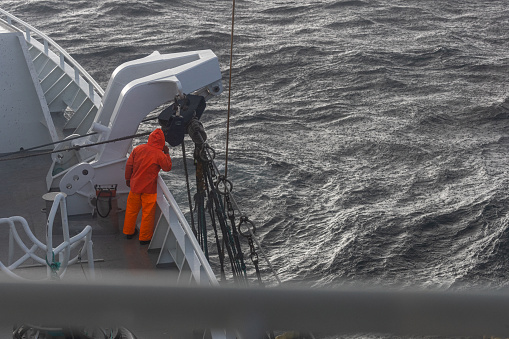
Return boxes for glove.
[126,180,130,187]
[163,145,169,154]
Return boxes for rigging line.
[141,115,160,123]
[247,226,282,285]
[0,132,98,158]
[204,167,241,280]
[230,192,282,285]
[0,130,152,162]
[203,145,279,283]
[224,0,236,181]
[1,112,159,159]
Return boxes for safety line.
[0,132,98,158]
[0,131,152,162]
[1,114,160,160]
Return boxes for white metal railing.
[154,176,218,286]
[0,193,94,280]
[0,7,105,100]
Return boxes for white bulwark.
[0,30,55,153]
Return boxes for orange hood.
[147,128,166,150]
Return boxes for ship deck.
[0,153,168,272]
[0,153,180,338]
[0,155,184,278]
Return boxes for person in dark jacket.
[123,128,172,244]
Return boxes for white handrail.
[0,7,105,98]
[157,176,218,286]
[0,193,95,280]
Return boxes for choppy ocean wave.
[2,0,509,292]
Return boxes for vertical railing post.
[8,226,14,266]
[74,66,79,83]
[59,52,65,69]
[59,194,71,271]
[25,27,30,41]
[86,231,95,280]
[89,82,94,100]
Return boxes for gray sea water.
[3,0,509,291]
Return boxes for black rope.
[225,0,236,181]
[205,185,226,280]
[0,132,98,158]
[203,165,239,277]
[198,142,281,286]
[203,159,247,284]
[141,115,160,123]
[0,111,162,160]
[95,190,112,218]
[196,192,208,258]
[225,193,248,277]
[94,185,117,218]
[0,130,152,162]
[203,161,239,277]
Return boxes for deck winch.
[158,94,206,147]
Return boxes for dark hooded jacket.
[125,128,172,194]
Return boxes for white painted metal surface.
[0,7,105,156]
[47,50,223,217]
[0,193,94,280]
[0,32,55,153]
[151,176,218,285]
[0,8,104,101]
[92,49,222,166]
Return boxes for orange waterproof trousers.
[123,192,158,241]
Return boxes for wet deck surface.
[0,154,166,272]
[0,154,180,338]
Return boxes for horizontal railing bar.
[17,259,105,269]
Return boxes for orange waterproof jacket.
[125,128,172,194]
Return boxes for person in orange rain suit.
[123,128,172,244]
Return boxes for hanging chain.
[191,140,282,286]
[248,236,263,286]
